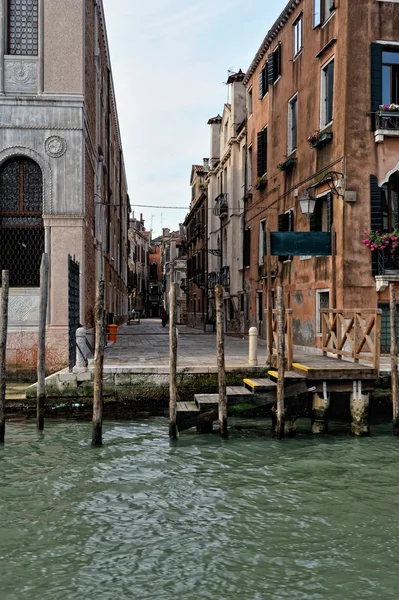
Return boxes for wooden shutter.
[370,43,382,130]
[263,66,268,95]
[370,174,383,276]
[267,53,274,84]
[326,193,333,232]
[288,209,294,231]
[263,128,268,175]
[278,213,285,231]
[259,69,264,99]
[257,132,263,177]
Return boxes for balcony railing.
[378,248,399,275]
[213,193,228,217]
[193,270,206,289]
[208,266,230,290]
[375,110,399,131]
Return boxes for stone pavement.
[104,318,265,369]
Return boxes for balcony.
[213,193,228,217]
[375,248,399,291]
[374,110,399,143]
[208,266,230,290]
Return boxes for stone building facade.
[128,214,149,316]
[0,0,129,377]
[243,0,399,352]
[206,70,247,333]
[162,228,187,325]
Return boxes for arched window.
[8,0,39,56]
[0,157,44,287]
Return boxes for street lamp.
[299,190,316,218]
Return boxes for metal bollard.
[248,327,258,366]
[76,327,87,368]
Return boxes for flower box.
[379,104,399,112]
[255,177,267,190]
[277,157,297,171]
[309,132,333,149]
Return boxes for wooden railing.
[321,309,382,370]
[265,308,293,368]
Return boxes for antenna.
[150,214,154,240]
[225,67,235,103]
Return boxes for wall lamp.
[299,171,345,218]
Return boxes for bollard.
[248,327,258,366]
[76,327,87,368]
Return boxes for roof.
[226,69,245,84]
[190,164,204,185]
[207,114,222,125]
[243,0,301,85]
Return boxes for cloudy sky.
[102,0,288,237]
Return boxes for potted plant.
[379,104,399,112]
[362,230,399,252]
[307,130,333,149]
[255,176,267,190]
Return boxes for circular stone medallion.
[45,136,67,158]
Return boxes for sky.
[102,0,288,238]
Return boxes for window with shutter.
[257,128,267,177]
[278,209,294,262]
[267,45,281,85]
[310,193,333,232]
[258,65,268,99]
[313,0,334,28]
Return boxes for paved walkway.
[104,319,264,369]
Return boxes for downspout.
[107,67,111,316]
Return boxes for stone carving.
[0,289,40,328]
[45,136,67,158]
[4,58,38,93]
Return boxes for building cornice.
[243,0,302,86]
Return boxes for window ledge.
[293,49,303,62]
[321,10,336,29]
[273,76,281,87]
[375,274,399,292]
[375,129,399,143]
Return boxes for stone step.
[267,370,307,381]
[243,378,278,393]
[194,386,253,409]
[176,401,200,413]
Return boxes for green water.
[1,419,399,600]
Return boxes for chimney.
[163,227,170,237]
[203,158,209,171]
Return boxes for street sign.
[270,232,332,256]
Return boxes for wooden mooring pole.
[276,284,285,438]
[169,282,178,439]
[37,253,49,431]
[0,271,9,444]
[215,284,228,438]
[390,282,399,435]
[266,224,273,366]
[92,279,105,446]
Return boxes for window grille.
[0,158,44,287]
[8,0,39,56]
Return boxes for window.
[382,50,399,105]
[321,58,334,128]
[258,220,267,265]
[313,0,335,28]
[244,228,251,267]
[293,14,303,57]
[259,64,268,99]
[8,0,39,56]
[288,94,298,154]
[316,290,330,334]
[248,145,253,188]
[248,88,253,115]
[278,209,294,262]
[0,157,44,287]
[257,127,267,177]
[310,193,333,232]
[268,44,281,85]
[241,144,246,188]
[191,184,196,202]
[224,120,229,145]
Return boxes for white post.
[248,326,258,366]
[75,327,87,369]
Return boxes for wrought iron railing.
[213,193,228,217]
[208,266,230,289]
[377,248,399,274]
[375,111,399,131]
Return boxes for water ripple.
[0,419,399,599]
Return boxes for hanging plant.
[362,230,399,252]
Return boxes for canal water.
[1,419,399,600]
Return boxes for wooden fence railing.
[321,309,382,370]
[265,308,293,368]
